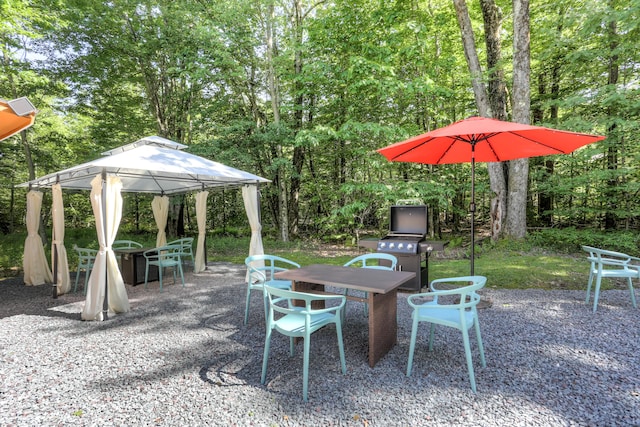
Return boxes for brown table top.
[274,264,415,294]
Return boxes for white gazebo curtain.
[152,195,169,248]
[81,174,130,321]
[23,190,52,286]
[51,183,71,295]
[242,185,265,282]
[194,190,208,273]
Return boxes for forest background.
[2,0,640,272]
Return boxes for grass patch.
[430,252,587,290]
[1,229,629,292]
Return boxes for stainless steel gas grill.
[358,205,447,291]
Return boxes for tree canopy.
[1,0,638,242]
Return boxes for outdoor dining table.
[274,264,415,367]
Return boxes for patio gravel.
[1,261,639,426]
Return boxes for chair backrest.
[113,240,143,250]
[245,254,301,284]
[73,245,98,266]
[407,276,486,315]
[264,284,345,318]
[144,244,182,263]
[426,276,486,309]
[168,237,194,253]
[581,245,638,270]
[343,253,397,271]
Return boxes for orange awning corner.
[0,97,37,141]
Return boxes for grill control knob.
[389,243,395,249]
[379,242,386,248]
[398,243,404,249]
[407,243,414,251]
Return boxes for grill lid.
[389,205,428,236]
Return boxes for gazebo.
[21,136,270,321]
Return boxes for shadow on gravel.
[0,276,85,320]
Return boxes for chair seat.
[148,259,181,268]
[265,279,292,289]
[274,312,334,335]
[598,269,639,279]
[415,305,475,328]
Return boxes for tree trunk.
[288,0,305,237]
[453,0,493,245]
[604,1,619,230]
[266,0,289,241]
[452,0,491,118]
[479,0,508,241]
[506,0,531,239]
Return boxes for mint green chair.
[73,244,98,294]
[244,254,300,325]
[261,285,347,402]
[143,244,185,291]
[406,276,486,392]
[582,245,639,313]
[342,253,397,318]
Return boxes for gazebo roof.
[20,136,270,195]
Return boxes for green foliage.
[3,0,640,253]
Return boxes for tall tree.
[507,0,530,238]
[453,0,530,240]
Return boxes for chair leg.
[474,318,486,368]
[593,273,603,312]
[178,263,185,287]
[627,277,637,308]
[261,329,273,385]
[158,267,164,292]
[244,286,252,325]
[406,316,419,377]
[335,318,347,374]
[144,264,150,289]
[74,269,80,293]
[461,327,477,393]
[586,268,595,303]
[302,332,311,402]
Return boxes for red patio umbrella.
[377,116,606,274]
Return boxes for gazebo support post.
[101,170,109,321]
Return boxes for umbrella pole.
[470,149,475,276]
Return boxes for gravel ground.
[1,262,639,426]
